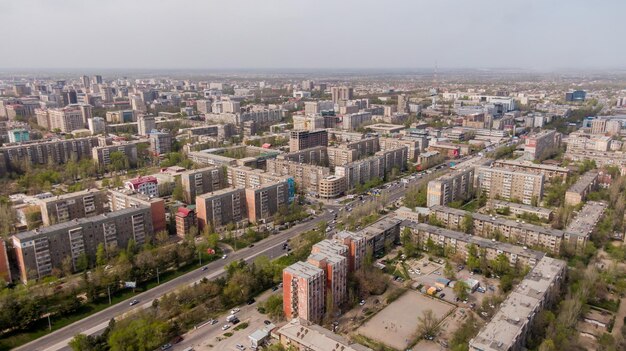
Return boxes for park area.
[357,290,454,350]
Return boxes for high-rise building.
[91,143,139,169]
[12,206,153,282]
[108,188,167,233]
[282,261,325,322]
[81,75,90,90]
[180,166,226,204]
[196,187,247,229]
[36,188,107,226]
[0,137,99,170]
[196,99,212,114]
[565,90,586,102]
[477,166,544,205]
[397,94,408,113]
[138,115,156,136]
[105,110,136,123]
[244,180,290,223]
[331,86,353,103]
[309,240,349,307]
[342,112,372,130]
[149,131,173,156]
[524,130,561,160]
[93,75,103,84]
[427,167,475,207]
[87,117,106,135]
[289,130,328,152]
[265,159,331,196]
[48,105,89,132]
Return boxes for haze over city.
[1,0,625,71]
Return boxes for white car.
[222,254,228,260]
[222,324,231,331]
[231,308,240,314]
[236,344,246,351]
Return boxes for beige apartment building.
[477,166,544,205]
[36,189,107,226]
[427,167,474,207]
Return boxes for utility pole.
[156,267,160,285]
[107,286,112,305]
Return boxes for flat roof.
[284,261,323,279]
[35,188,103,203]
[493,159,569,173]
[278,319,372,351]
[565,201,606,237]
[13,206,149,242]
[567,170,598,194]
[488,199,553,216]
[196,186,244,199]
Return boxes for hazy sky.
[1,0,624,70]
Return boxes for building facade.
[477,166,544,205]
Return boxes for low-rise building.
[175,206,197,238]
[125,175,159,198]
[318,175,346,199]
[469,257,567,351]
[277,318,372,351]
[564,170,599,206]
[430,205,585,254]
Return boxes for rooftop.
[277,318,372,351]
[284,261,324,279]
[567,170,599,194]
[565,201,607,237]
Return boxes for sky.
[0,0,624,71]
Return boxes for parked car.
[222,254,228,259]
[160,344,172,350]
[222,324,230,331]
[231,308,240,314]
[359,300,366,306]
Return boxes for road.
[18,164,451,351]
[16,208,336,351]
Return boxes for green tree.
[96,243,107,267]
[76,253,89,272]
[444,260,456,280]
[416,309,441,339]
[466,244,480,272]
[172,179,184,202]
[108,151,130,173]
[453,281,469,301]
[461,214,473,234]
[264,294,284,321]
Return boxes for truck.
[226,314,237,323]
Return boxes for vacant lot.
[358,290,454,350]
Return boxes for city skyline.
[1,0,625,70]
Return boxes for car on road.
[272,286,279,291]
[129,299,139,306]
[248,244,254,248]
[439,293,445,298]
[236,344,246,351]
[160,343,172,350]
[201,266,208,271]
[209,319,218,325]
[359,300,366,306]
[231,308,240,314]
[222,254,228,259]
[247,298,256,305]
[222,324,230,331]
[264,320,272,325]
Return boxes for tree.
[107,313,171,351]
[96,243,107,267]
[461,214,473,234]
[76,253,89,272]
[416,309,441,339]
[264,294,284,321]
[69,334,95,351]
[172,179,184,202]
[444,261,456,280]
[108,151,130,173]
[466,244,480,272]
[453,281,469,301]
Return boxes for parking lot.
[358,290,454,350]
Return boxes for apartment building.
[175,206,197,238]
[0,137,99,170]
[149,131,173,156]
[91,142,139,169]
[180,166,226,204]
[308,240,349,308]
[44,105,91,132]
[565,201,606,240]
[12,206,153,282]
[245,180,290,223]
[335,147,407,191]
[418,151,443,170]
[469,257,566,351]
[477,166,544,205]
[330,86,353,103]
[293,115,325,131]
[266,159,331,196]
[105,110,136,123]
[379,137,420,162]
[402,221,545,268]
[357,217,402,255]
[36,188,107,226]
[289,129,328,152]
[282,261,325,322]
[327,146,358,166]
[430,205,585,254]
[108,188,167,233]
[226,165,293,189]
[277,146,328,166]
[137,115,156,136]
[195,187,247,229]
[487,200,553,221]
[427,167,474,207]
[524,130,561,160]
[318,175,347,199]
[342,112,372,131]
[564,170,599,206]
[334,230,367,272]
[492,159,569,182]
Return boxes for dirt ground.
[357,290,454,350]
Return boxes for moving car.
[129,299,139,306]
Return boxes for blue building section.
[287,177,296,203]
[565,90,586,102]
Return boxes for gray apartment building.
[196,187,247,229]
[36,188,108,226]
[91,142,139,169]
[12,206,153,282]
[180,166,227,204]
[0,137,99,171]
